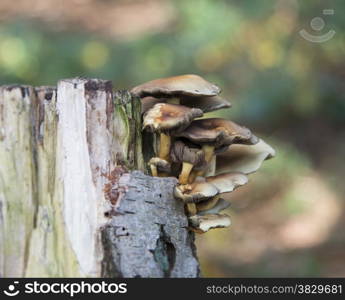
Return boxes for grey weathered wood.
[0,85,37,277]
[0,78,200,277]
[101,171,199,278]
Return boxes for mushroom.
[170,140,208,215]
[141,95,231,114]
[174,172,248,203]
[176,118,259,177]
[148,157,171,177]
[132,74,231,115]
[143,103,203,162]
[131,74,221,99]
[216,138,276,175]
[170,140,206,184]
[189,213,231,233]
[196,197,230,215]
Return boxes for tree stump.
[0,78,199,277]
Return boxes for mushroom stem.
[178,162,194,184]
[203,144,215,163]
[188,145,215,181]
[186,203,197,216]
[166,97,180,105]
[158,133,171,161]
[150,165,158,177]
[196,195,220,212]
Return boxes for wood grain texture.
[0,78,200,277]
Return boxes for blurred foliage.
[0,0,344,277]
[0,0,344,129]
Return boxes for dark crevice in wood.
[151,225,176,278]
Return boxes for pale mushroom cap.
[189,213,231,233]
[174,172,247,203]
[216,138,276,175]
[131,74,221,98]
[173,180,218,203]
[143,103,203,133]
[176,118,258,148]
[180,95,231,113]
[148,157,171,173]
[205,172,248,193]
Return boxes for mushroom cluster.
[131,74,275,233]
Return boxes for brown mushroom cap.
[216,138,275,175]
[170,140,206,170]
[143,103,203,134]
[189,213,231,233]
[175,118,258,148]
[131,74,221,98]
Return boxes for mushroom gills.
[196,195,220,212]
[197,198,230,216]
[166,97,180,105]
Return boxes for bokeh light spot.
[81,41,110,70]
[144,45,173,75]
[0,37,27,71]
[195,43,226,72]
[250,40,283,69]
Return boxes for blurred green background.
[1,0,344,277]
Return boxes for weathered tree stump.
[0,78,199,277]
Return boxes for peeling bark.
[0,78,200,277]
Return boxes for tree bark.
[0,78,199,277]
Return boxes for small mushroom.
[174,172,248,203]
[143,103,203,161]
[176,118,258,177]
[189,213,231,233]
[216,138,276,175]
[170,140,206,184]
[173,179,218,203]
[131,74,221,98]
[148,157,171,177]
